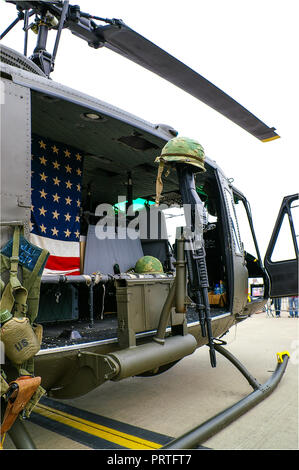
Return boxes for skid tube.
[162,344,290,449]
[6,417,36,449]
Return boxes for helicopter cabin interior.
[28,89,242,348]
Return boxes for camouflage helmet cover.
[135,256,164,274]
[155,136,206,172]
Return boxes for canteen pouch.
[1,316,40,364]
[33,323,43,345]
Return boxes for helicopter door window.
[270,211,297,262]
[232,196,259,260]
[224,189,242,254]
[290,199,299,252]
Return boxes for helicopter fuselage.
[0,47,280,399]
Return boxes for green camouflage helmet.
[135,256,164,274]
[155,136,206,172]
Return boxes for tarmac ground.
[3,309,299,451]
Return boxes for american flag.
[30,134,84,275]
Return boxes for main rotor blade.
[4,1,280,141]
[96,23,279,142]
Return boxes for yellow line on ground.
[35,403,162,450]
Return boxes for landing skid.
[163,344,289,449]
[4,345,289,450]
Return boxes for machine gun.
[176,164,216,367]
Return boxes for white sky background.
[0,0,298,258]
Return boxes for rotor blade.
[96,23,279,142]
[4,1,280,140]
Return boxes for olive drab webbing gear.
[0,227,49,320]
[0,226,49,438]
[0,226,48,366]
[0,373,9,396]
[155,136,206,205]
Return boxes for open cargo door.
[264,194,298,298]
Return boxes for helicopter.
[0,0,298,450]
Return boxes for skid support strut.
[162,347,289,449]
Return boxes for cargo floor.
[40,307,228,350]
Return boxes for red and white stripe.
[30,234,80,275]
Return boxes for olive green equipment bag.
[0,226,49,434]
